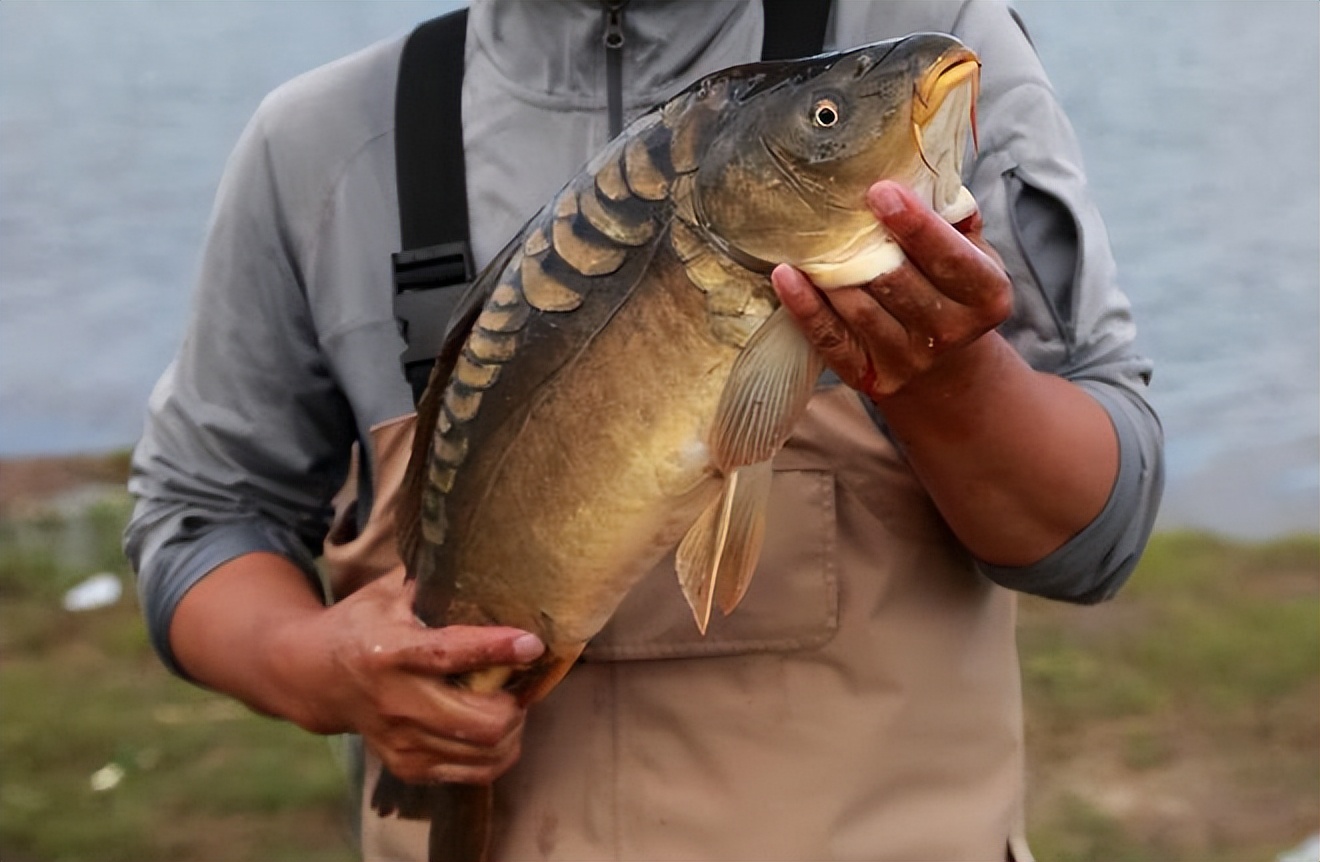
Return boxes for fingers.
[771,264,873,385]
[368,624,544,782]
[380,734,524,786]
[861,257,989,355]
[866,181,1011,310]
[362,571,546,676]
[318,576,546,786]
[372,687,527,785]
[358,634,534,785]
[774,181,1012,400]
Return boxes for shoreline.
[2,450,1316,541]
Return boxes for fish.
[371,32,981,862]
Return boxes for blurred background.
[0,2,1315,861]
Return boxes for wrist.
[170,553,346,733]
[260,608,353,735]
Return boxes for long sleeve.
[125,92,358,674]
[125,34,422,674]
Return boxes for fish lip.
[911,46,981,167]
[912,47,980,127]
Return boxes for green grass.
[1020,530,1320,862]
[1,482,1315,862]
[0,492,356,862]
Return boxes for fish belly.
[451,265,744,646]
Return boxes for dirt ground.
[0,452,131,517]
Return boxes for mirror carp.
[374,32,980,862]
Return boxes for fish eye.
[812,98,840,128]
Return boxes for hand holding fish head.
[771,179,1012,402]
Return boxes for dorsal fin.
[397,233,523,583]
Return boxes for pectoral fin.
[675,307,819,633]
[709,306,822,472]
[676,460,773,632]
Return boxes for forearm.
[170,552,341,732]
[876,331,1118,567]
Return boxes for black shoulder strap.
[393,2,832,404]
[393,8,473,404]
[396,9,469,253]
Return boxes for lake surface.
[2,1,1317,538]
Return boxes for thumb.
[397,625,545,677]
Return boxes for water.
[1,1,1316,538]
[1019,1,1320,536]
[0,0,456,450]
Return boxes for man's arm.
[775,180,1118,567]
[170,553,544,785]
[794,0,1163,599]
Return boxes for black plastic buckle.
[393,240,474,400]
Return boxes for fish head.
[692,33,980,288]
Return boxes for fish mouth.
[913,47,980,134]
[912,48,980,168]
[908,47,980,223]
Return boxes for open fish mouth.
[912,47,980,222]
[913,46,980,152]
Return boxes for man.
[126,2,1163,859]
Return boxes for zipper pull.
[603,0,626,51]
[602,0,627,138]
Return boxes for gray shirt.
[125,0,1163,673]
